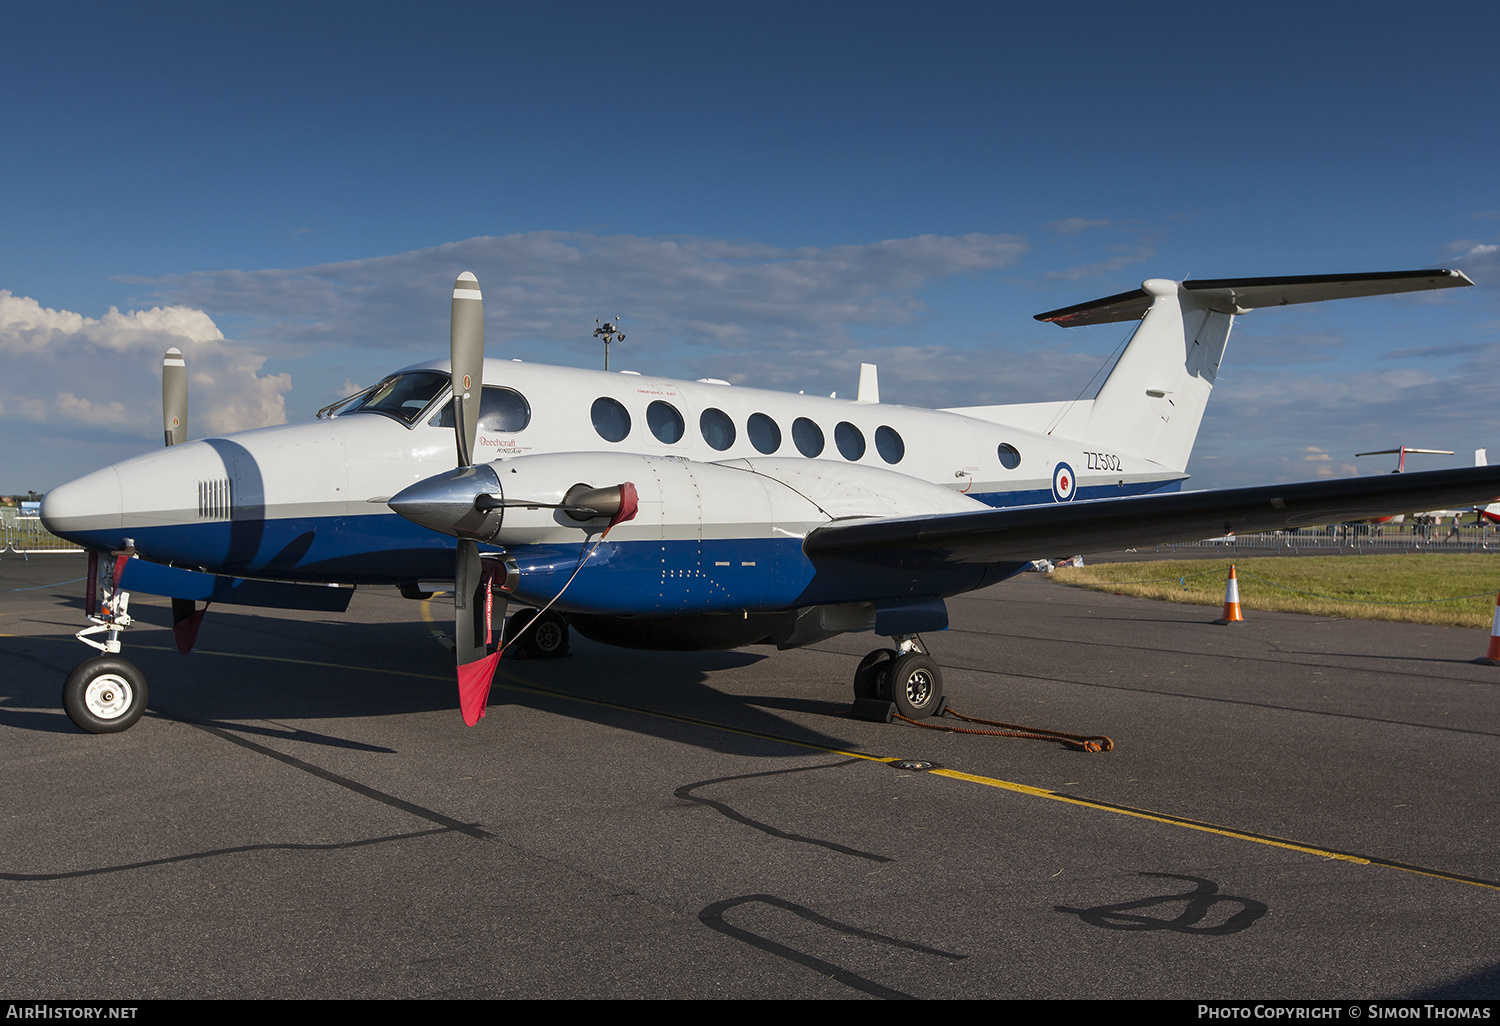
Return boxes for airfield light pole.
[595,317,626,371]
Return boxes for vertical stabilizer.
[1084,280,1231,473]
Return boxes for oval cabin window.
[748,413,781,454]
[700,408,736,451]
[591,397,631,442]
[835,422,866,461]
[647,401,684,443]
[793,418,824,457]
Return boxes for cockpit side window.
[429,386,532,433]
[345,372,450,426]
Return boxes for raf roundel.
[1052,461,1077,503]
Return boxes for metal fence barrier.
[1157,524,1497,555]
[2,515,84,556]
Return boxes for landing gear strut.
[65,545,149,733]
[851,635,944,721]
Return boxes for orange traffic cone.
[1215,565,1244,624]
[1477,591,1500,665]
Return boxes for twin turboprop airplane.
[40,266,1500,733]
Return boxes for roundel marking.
[462,374,472,391]
[1052,461,1076,503]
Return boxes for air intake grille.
[198,478,232,520]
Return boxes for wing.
[802,466,1500,567]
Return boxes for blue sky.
[3,1,1497,491]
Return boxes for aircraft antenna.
[594,317,626,371]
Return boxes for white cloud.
[1042,245,1155,282]
[133,230,1031,357]
[1048,217,1112,235]
[0,291,290,442]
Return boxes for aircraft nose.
[40,465,123,542]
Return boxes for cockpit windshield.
[342,372,450,426]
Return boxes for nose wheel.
[63,656,148,734]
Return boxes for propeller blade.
[162,347,187,446]
[450,271,484,468]
[454,539,502,726]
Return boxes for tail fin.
[1035,269,1473,474]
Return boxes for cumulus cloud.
[1190,351,1500,488]
[1230,329,1348,365]
[0,291,290,443]
[1438,239,1500,288]
[1042,245,1155,282]
[133,231,1031,358]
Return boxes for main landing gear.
[64,545,150,734]
[852,635,944,720]
[503,608,571,659]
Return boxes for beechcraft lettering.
[40,267,1500,733]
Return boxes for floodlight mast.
[594,317,626,371]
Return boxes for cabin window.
[998,443,1021,469]
[747,413,781,454]
[429,386,532,432]
[346,371,449,426]
[792,417,824,458]
[591,397,631,442]
[647,401,685,443]
[875,426,904,464]
[700,408,736,451]
[835,422,866,461]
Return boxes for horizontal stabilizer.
[1036,269,1473,327]
[118,559,355,611]
[803,465,1500,567]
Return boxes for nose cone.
[41,465,123,542]
[389,464,502,540]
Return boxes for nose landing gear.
[64,546,150,733]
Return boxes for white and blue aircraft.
[40,267,1500,733]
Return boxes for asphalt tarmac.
[2,551,1498,1000]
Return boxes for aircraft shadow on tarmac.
[1410,963,1500,999]
[1,600,873,757]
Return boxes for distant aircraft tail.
[1034,269,1473,474]
[1476,448,1500,524]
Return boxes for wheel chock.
[850,698,896,722]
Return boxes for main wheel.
[878,652,943,719]
[63,656,148,734]
[528,610,570,658]
[853,648,898,701]
[504,608,571,659]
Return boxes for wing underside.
[802,466,1500,567]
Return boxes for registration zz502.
[1084,451,1121,472]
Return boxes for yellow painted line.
[121,640,1500,893]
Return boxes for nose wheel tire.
[63,656,148,734]
[878,652,943,719]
